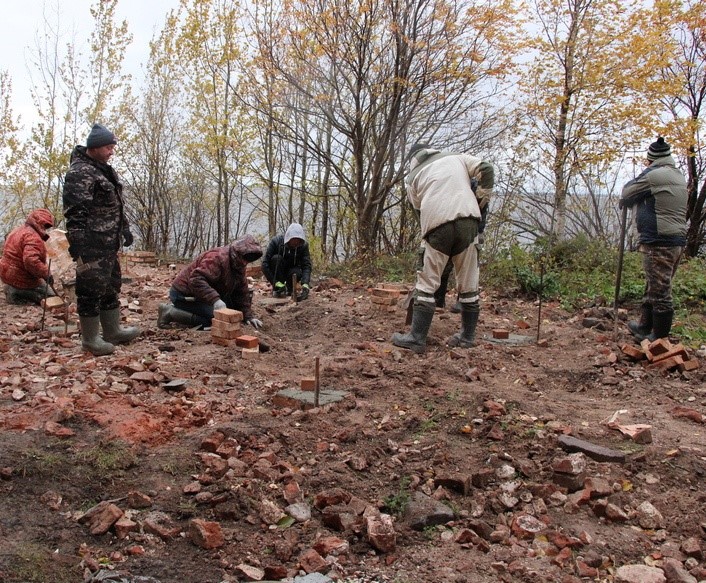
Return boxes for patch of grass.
[7,543,78,583]
[382,476,411,516]
[74,441,137,472]
[18,448,64,478]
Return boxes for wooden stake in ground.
[613,204,628,340]
[41,259,52,331]
[314,356,320,408]
[292,273,299,303]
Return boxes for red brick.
[213,308,243,323]
[492,329,509,339]
[370,287,401,299]
[212,336,237,347]
[652,342,688,363]
[621,343,645,360]
[678,358,700,372]
[371,294,398,305]
[235,335,258,348]
[646,355,683,371]
[301,377,316,391]
[211,320,242,339]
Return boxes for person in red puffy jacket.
[0,208,56,305]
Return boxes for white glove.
[213,299,227,311]
[246,318,263,330]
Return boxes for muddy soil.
[1,262,705,583]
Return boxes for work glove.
[213,299,227,311]
[246,317,263,330]
[273,281,287,298]
[45,274,54,287]
[297,283,310,301]
[122,228,134,247]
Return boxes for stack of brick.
[124,251,158,266]
[621,338,699,372]
[211,308,243,347]
[370,285,402,313]
[235,334,259,359]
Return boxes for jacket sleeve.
[621,172,651,208]
[300,245,313,285]
[463,156,494,210]
[62,169,94,258]
[22,233,50,279]
[188,256,223,305]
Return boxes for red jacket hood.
[26,209,55,241]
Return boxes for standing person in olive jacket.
[62,123,140,356]
[158,235,264,330]
[261,223,313,301]
[0,208,56,305]
[619,136,687,342]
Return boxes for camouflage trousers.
[75,255,122,317]
[640,245,683,313]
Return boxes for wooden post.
[314,356,320,408]
[292,273,299,303]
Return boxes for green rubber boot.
[391,302,435,354]
[79,315,115,356]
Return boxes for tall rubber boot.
[79,315,115,356]
[158,303,200,328]
[100,308,141,344]
[647,310,673,342]
[391,302,435,354]
[447,302,480,348]
[627,303,652,341]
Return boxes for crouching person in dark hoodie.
[262,223,313,301]
[157,234,264,330]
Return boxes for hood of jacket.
[229,234,263,266]
[284,223,306,245]
[26,209,55,241]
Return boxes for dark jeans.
[4,283,54,305]
[169,288,213,328]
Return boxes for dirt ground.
[1,260,705,583]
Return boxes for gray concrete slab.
[272,387,348,409]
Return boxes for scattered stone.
[286,502,312,523]
[78,501,124,536]
[661,557,697,583]
[614,564,666,583]
[189,518,224,549]
[299,548,328,574]
[402,492,455,531]
[366,513,396,553]
[636,500,664,530]
[233,563,265,581]
[127,490,152,509]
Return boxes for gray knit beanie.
[646,136,671,161]
[86,124,117,149]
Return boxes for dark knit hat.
[86,123,117,149]
[646,136,671,161]
[409,142,431,158]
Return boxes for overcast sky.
[0,0,179,130]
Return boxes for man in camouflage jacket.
[62,123,140,356]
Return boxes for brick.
[651,343,688,363]
[371,294,399,305]
[301,377,316,391]
[210,319,242,339]
[646,354,683,371]
[621,344,645,360]
[241,346,259,359]
[245,264,263,278]
[492,329,509,340]
[678,358,700,372]
[557,435,626,463]
[235,334,258,348]
[213,308,243,323]
[41,296,66,309]
[641,337,671,361]
[370,287,401,299]
[212,336,237,347]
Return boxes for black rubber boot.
[158,303,200,328]
[447,303,479,348]
[647,310,673,342]
[391,302,435,354]
[100,308,141,344]
[79,315,115,356]
[627,303,652,341]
